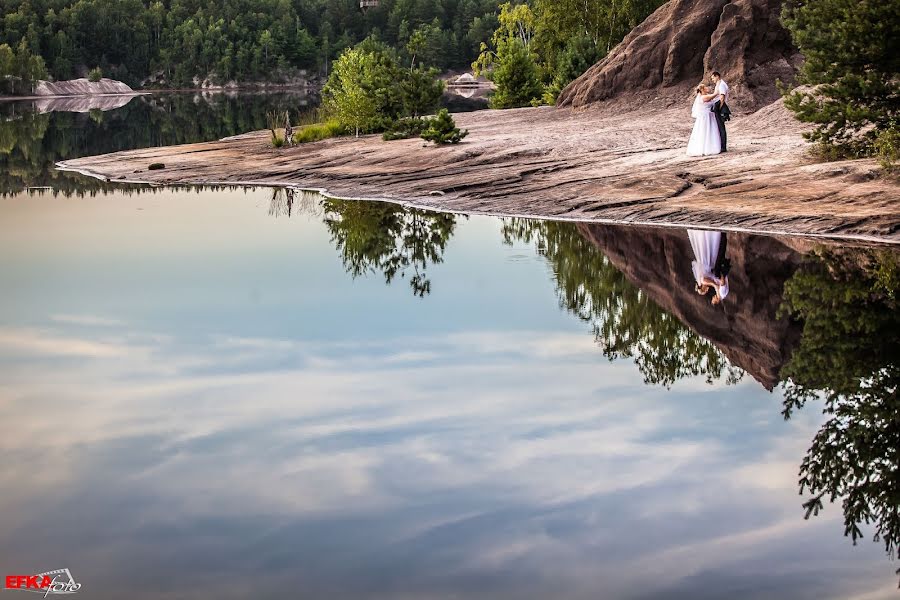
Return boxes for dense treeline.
[0,0,500,87]
[0,0,665,96]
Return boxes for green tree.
[323,48,378,137]
[781,0,900,156]
[485,36,543,108]
[88,66,102,82]
[400,65,444,117]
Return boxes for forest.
[0,0,663,90]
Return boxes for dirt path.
[57,102,900,243]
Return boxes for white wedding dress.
[688,229,728,300]
[686,95,722,157]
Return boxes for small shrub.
[88,67,102,82]
[382,117,428,141]
[272,135,285,148]
[874,127,900,174]
[293,120,346,144]
[421,109,468,145]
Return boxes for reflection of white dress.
[686,95,722,157]
[688,229,729,300]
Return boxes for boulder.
[557,0,801,113]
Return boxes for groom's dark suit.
[713,101,727,152]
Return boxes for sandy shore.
[57,102,900,243]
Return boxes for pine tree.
[781,0,900,156]
[420,109,468,144]
[487,37,543,109]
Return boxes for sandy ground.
[58,101,900,243]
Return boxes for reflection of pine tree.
[501,218,742,387]
[322,199,457,297]
[779,248,900,575]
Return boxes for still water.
[1,95,898,599]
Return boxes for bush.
[874,127,900,174]
[271,135,285,148]
[88,67,102,82]
[293,120,346,144]
[382,117,429,141]
[421,109,468,145]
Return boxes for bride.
[686,84,722,157]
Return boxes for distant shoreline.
[0,83,318,102]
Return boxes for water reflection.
[778,247,900,574]
[321,198,458,298]
[1,187,899,597]
[0,92,315,195]
[289,198,900,578]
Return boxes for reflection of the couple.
[688,229,730,306]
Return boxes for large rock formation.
[557,0,801,112]
[34,78,135,97]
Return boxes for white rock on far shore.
[33,78,135,97]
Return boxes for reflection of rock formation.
[576,223,804,389]
[32,94,137,114]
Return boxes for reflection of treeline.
[0,93,313,194]
[501,218,743,387]
[778,247,900,574]
[321,198,457,297]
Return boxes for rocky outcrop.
[576,223,805,389]
[557,0,801,112]
[34,78,135,97]
[57,104,900,243]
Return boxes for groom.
[710,71,730,152]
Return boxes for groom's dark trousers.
[713,100,727,152]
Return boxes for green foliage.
[87,66,102,82]
[293,120,346,144]
[321,198,457,297]
[400,65,444,117]
[0,40,47,95]
[420,108,468,144]
[0,0,501,87]
[324,37,445,135]
[781,0,900,156]
[382,116,428,140]
[322,47,378,136]
[874,126,900,174]
[502,219,744,387]
[473,0,663,107]
[486,36,543,109]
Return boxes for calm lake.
[1,94,898,599]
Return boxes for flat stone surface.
[58,101,900,243]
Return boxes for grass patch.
[293,120,346,144]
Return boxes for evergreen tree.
[420,108,468,144]
[781,0,900,156]
[486,37,543,109]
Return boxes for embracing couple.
[686,71,730,157]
